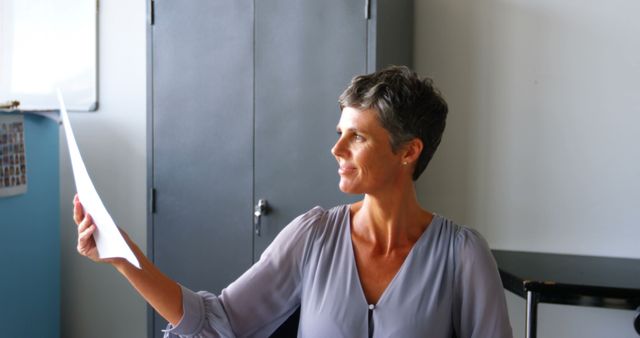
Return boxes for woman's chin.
[338,181,362,195]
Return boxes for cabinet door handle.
[254,199,268,236]
[364,0,370,19]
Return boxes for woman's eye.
[336,130,363,142]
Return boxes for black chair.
[634,306,640,335]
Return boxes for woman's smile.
[338,163,357,175]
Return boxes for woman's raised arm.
[73,194,184,325]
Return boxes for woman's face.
[331,107,405,195]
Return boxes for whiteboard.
[0,0,97,111]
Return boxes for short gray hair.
[338,66,448,180]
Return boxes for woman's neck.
[350,185,432,254]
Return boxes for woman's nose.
[331,137,346,158]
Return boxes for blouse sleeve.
[163,207,324,338]
[452,227,513,338]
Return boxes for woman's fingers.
[73,195,84,225]
[77,214,97,256]
[73,194,101,261]
[77,224,96,255]
[77,213,93,234]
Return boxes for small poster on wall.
[0,114,27,197]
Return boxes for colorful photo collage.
[0,115,28,197]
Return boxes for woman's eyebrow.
[337,126,360,132]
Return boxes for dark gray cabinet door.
[150,0,254,336]
[150,1,377,336]
[253,0,365,257]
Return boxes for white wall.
[59,0,147,337]
[414,0,640,337]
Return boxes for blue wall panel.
[0,113,59,337]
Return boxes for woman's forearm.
[73,196,183,326]
[113,241,183,326]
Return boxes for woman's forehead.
[337,107,380,128]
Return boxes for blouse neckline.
[343,204,440,307]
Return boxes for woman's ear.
[401,138,423,165]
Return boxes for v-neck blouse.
[164,205,512,338]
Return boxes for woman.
[75,66,512,337]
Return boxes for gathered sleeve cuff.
[162,285,235,338]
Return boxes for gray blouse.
[164,205,513,338]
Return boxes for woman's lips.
[338,165,356,175]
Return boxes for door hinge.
[149,0,155,26]
[150,188,157,213]
[365,0,371,20]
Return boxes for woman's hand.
[73,194,125,265]
[73,194,100,261]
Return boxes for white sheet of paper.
[58,91,140,268]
